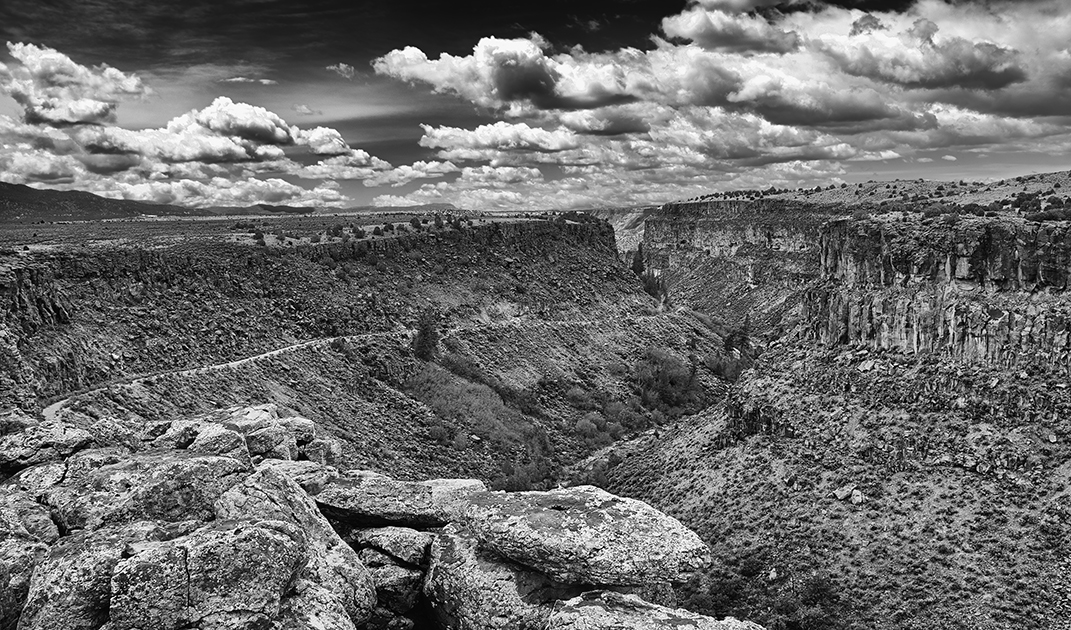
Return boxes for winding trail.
[40,309,679,421]
[41,330,406,421]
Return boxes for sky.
[1,0,1070,210]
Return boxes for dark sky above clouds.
[1,0,1070,210]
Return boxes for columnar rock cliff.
[805,215,1071,365]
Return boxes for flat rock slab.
[315,471,485,527]
[546,591,766,630]
[459,485,711,585]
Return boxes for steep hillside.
[583,210,1071,630]
[2,215,732,490]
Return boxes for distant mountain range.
[0,182,456,222]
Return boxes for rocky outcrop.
[459,485,710,585]
[1,405,761,630]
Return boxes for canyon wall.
[805,215,1071,366]
[641,200,842,329]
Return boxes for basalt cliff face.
[641,200,844,330]
[806,216,1071,365]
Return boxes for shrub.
[410,217,422,230]
[635,347,700,417]
[412,308,440,361]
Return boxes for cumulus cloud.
[662,7,800,53]
[76,96,299,163]
[0,146,85,184]
[420,121,581,153]
[295,126,351,155]
[942,154,957,161]
[373,36,637,111]
[0,42,149,124]
[363,160,459,187]
[91,176,347,208]
[816,18,1027,90]
[295,150,392,180]
[326,63,355,79]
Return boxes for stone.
[367,562,423,613]
[358,547,397,568]
[226,403,279,433]
[42,450,249,532]
[459,485,711,585]
[188,423,251,466]
[0,487,59,543]
[256,458,339,495]
[215,466,376,626]
[833,484,856,501]
[0,410,35,436]
[348,526,434,568]
[149,420,201,450]
[301,436,343,466]
[423,524,581,630]
[316,471,486,527]
[546,591,766,629]
[246,423,295,457]
[278,416,317,444]
[109,520,306,630]
[0,421,94,475]
[0,538,47,630]
[850,489,866,505]
[17,521,182,630]
[277,579,357,630]
[363,607,416,630]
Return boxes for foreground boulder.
[215,465,377,626]
[315,471,486,527]
[459,485,711,585]
[546,591,765,630]
[108,520,306,630]
[17,521,201,630]
[423,524,582,629]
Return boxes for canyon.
[3,177,1071,629]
